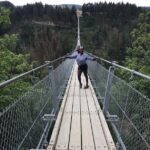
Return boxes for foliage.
[1,2,143,64]
[0,7,11,34]
[0,7,32,111]
[123,11,150,97]
[81,2,143,62]
[10,3,77,25]
[0,34,32,110]
[0,7,10,25]
[19,23,76,63]
[0,1,14,10]
[0,35,31,81]
[7,3,77,63]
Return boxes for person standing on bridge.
[66,46,95,89]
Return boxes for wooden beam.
[47,65,75,150]
[85,90,108,150]
[69,95,81,150]
[89,80,116,150]
[80,88,95,150]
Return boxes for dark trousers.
[78,64,88,86]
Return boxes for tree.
[0,38,31,110]
[0,7,31,111]
[0,7,11,34]
[125,11,150,97]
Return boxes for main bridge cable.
[88,53,150,80]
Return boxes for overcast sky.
[1,0,150,7]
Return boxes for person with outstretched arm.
[66,46,96,89]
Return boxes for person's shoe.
[80,83,82,88]
[84,85,89,89]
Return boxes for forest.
[0,1,150,110]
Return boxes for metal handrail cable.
[0,55,68,89]
[88,53,150,80]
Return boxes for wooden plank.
[69,64,81,150]
[81,114,95,150]
[55,113,72,150]
[72,96,80,113]
[89,80,116,150]
[47,99,72,149]
[90,114,109,150]
[74,86,80,97]
[69,95,81,150]
[69,114,81,150]
[98,111,116,150]
[85,89,108,150]
[89,82,101,110]
[47,64,75,150]
[66,87,75,99]
[70,79,76,86]
[80,95,88,113]
[80,90,95,150]
[80,88,86,97]
[55,96,74,150]
[55,65,76,150]
[85,90,97,112]
[55,70,76,150]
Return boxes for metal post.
[103,65,115,113]
[103,66,127,150]
[37,109,55,149]
[31,70,35,85]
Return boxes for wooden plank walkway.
[47,63,116,150]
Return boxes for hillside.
[0,1,144,63]
[0,1,147,64]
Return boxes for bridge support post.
[103,64,127,150]
[103,65,115,113]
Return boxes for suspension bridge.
[0,10,150,150]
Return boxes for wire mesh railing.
[87,60,150,150]
[0,58,74,150]
[1,50,149,150]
